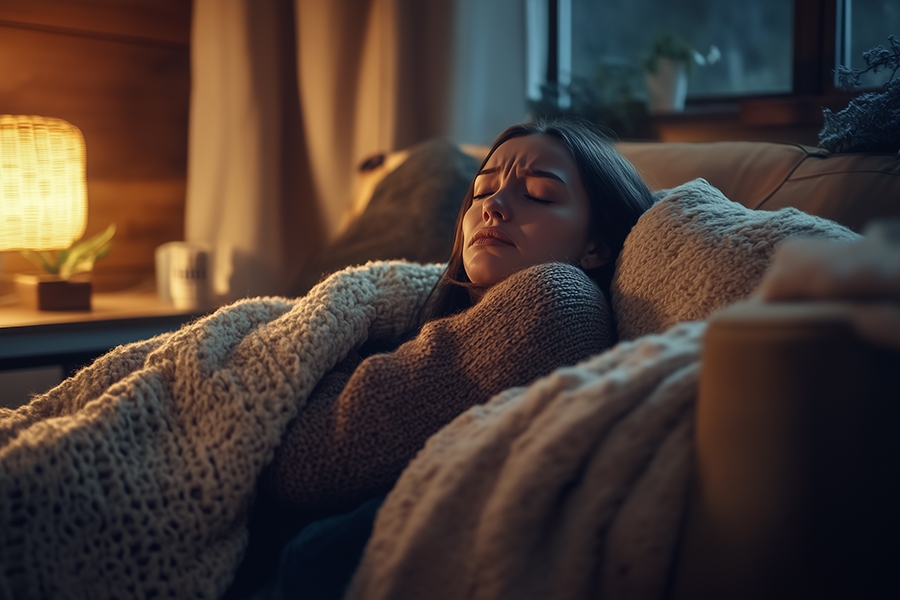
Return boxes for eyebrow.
[475,166,566,183]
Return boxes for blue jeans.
[251,494,387,600]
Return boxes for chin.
[463,263,515,287]
[464,249,527,286]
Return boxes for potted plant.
[16,224,116,310]
[643,34,720,113]
[527,59,650,139]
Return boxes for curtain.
[186,0,526,300]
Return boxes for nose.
[481,190,509,221]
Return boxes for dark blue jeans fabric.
[251,494,387,600]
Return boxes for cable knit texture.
[0,261,611,600]
[346,321,706,600]
[0,261,444,600]
[261,261,613,514]
[345,182,865,600]
[612,178,859,341]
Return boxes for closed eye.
[473,192,493,200]
[525,195,552,205]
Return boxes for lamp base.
[15,274,92,311]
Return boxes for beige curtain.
[186,0,524,300]
[187,0,311,299]
[293,0,455,236]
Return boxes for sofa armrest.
[670,299,900,599]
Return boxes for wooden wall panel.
[0,0,190,45]
[0,1,191,291]
[3,178,186,289]
[0,25,190,177]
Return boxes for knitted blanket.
[346,180,861,600]
[347,322,705,600]
[0,261,443,600]
[0,260,613,600]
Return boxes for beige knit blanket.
[346,180,860,600]
[0,261,613,600]
[347,322,705,600]
[0,178,859,600]
[0,261,443,600]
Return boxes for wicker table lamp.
[0,115,91,310]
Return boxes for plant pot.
[645,57,688,113]
[15,274,92,311]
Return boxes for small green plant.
[644,33,720,76]
[21,223,116,280]
[527,60,650,139]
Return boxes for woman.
[244,118,656,599]
[429,117,656,318]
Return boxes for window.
[530,0,900,107]
[570,0,794,99]
[841,0,900,88]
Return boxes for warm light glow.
[0,115,88,251]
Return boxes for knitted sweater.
[262,261,614,514]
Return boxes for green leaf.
[52,249,68,270]
[58,224,116,280]
[66,241,112,277]
[19,224,116,279]
[20,250,56,273]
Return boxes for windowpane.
[571,0,793,99]
[847,0,900,88]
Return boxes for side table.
[0,290,207,376]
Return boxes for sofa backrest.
[349,139,899,243]
[616,141,900,233]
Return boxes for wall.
[0,0,191,291]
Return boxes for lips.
[470,227,514,247]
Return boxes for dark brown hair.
[424,117,657,321]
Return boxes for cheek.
[559,204,591,239]
[524,210,591,256]
[461,205,480,243]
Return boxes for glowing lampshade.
[0,115,87,251]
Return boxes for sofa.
[2,136,898,600]
[299,139,899,291]
[291,137,900,599]
[617,141,900,600]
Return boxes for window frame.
[680,1,853,117]
[724,0,862,131]
[545,0,868,139]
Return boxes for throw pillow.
[290,138,480,296]
[611,178,860,341]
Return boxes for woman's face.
[462,134,602,286]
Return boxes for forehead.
[484,134,577,173]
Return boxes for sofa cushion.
[290,138,479,296]
[616,141,900,234]
[616,141,809,210]
[611,178,860,341]
[759,151,900,232]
